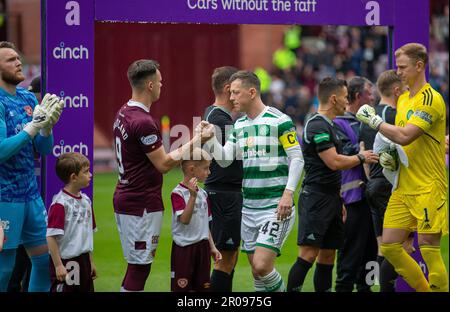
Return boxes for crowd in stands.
[260,5,449,133]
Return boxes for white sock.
[259,269,285,292]
[254,278,266,292]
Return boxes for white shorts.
[241,207,295,255]
[114,210,163,265]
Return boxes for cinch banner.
[44,0,94,204]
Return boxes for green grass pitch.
[92,170,449,292]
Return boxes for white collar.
[127,100,150,113]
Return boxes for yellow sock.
[420,245,449,292]
[381,242,431,292]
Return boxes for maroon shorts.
[171,240,211,292]
[49,252,94,292]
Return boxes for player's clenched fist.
[195,120,215,143]
[356,104,384,130]
[194,120,209,135]
[201,124,215,141]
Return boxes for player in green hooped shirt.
[200,71,304,292]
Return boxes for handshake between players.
[195,120,216,142]
[357,104,399,171]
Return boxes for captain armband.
[279,131,299,149]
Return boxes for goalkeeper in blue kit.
[0,41,64,292]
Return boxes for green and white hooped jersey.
[226,106,299,210]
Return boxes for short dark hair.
[127,59,159,90]
[377,70,402,97]
[28,76,41,93]
[348,76,372,103]
[0,41,17,51]
[212,66,238,95]
[318,77,347,104]
[55,152,90,184]
[229,70,261,94]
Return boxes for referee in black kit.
[287,77,379,292]
[203,66,243,292]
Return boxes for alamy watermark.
[364,260,427,287]
[113,116,299,172]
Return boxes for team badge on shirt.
[246,137,254,147]
[177,278,188,288]
[259,125,270,136]
[140,134,158,145]
[24,106,33,116]
[0,219,10,231]
[406,110,414,120]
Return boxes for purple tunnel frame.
[41,0,430,292]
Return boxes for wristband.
[356,153,365,164]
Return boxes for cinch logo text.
[53,140,89,157]
[59,91,89,108]
[53,42,89,60]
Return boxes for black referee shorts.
[365,178,392,237]
[297,185,344,250]
[206,190,242,251]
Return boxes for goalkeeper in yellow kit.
[357,43,448,292]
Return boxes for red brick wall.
[7,0,41,64]
[95,22,240,143]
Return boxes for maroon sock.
[122,263,152,291]
[121,266,129,287]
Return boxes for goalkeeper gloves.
[40,95,65,137]
[356,104,384,130]
[23,102,52,138]
[23,93,65,138]
[379,150,399,171]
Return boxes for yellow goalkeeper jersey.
[395,83,447,195]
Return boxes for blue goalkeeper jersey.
[0,86,43,202]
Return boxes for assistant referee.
[287,77,379,292]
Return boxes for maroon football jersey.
[113,101,164,216]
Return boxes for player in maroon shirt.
[113,59,212,292]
